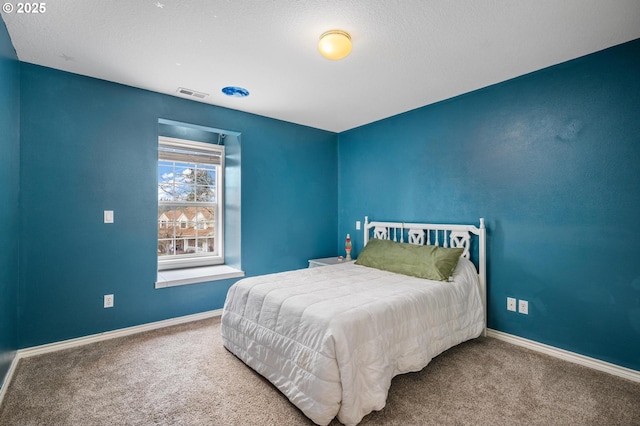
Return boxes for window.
[158,136,224,270]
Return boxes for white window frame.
[158,136,225,271]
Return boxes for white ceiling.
[4,0,640,133]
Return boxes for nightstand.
[308,256,355,268]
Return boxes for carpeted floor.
[1,317,639,425]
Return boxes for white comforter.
[220,259,484,425]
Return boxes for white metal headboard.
[363,216,487,335]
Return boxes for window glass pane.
[158,162,176,201]
[175,164,196,201]
[183,207,216,255]
[158,238,173,256]
[158,207,176,255]
[194,168,216,202]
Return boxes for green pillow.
[355,238,464,281]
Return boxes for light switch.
[104,210,114,223]
[356,221,361,230]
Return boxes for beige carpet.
[1,317,639,425]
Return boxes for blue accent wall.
[338,39,640,371]
[4,17,639,375]
[18,64,337,348]
[0,16,19,384]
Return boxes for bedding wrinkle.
[221,310,342,420]
[221,260,484,426]
[223,312,340,385]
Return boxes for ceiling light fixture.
[318,30,352,60]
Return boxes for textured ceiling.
[4,0,640,132]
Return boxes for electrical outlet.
[518,299,528,315]
[104,294,114,308]
[507,297,516,312]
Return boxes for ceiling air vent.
[177,87,209,99]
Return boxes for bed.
[220,217,486,425]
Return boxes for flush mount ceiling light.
[318,30,352,60]
[222,86,250,97]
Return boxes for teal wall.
[0,17,19,384]
[3,10,639,374]
[338,39,640,371]
[18,63,337,348]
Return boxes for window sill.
[155,265,245,289]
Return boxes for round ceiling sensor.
[222,86,250,97]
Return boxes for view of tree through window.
[158,137,224,269]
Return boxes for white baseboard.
[0,309,222,407]
[19,309,223,358]
[487,329,640,383]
